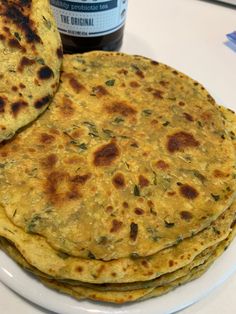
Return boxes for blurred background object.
[211,0,236,5]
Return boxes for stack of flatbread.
[0,0,236,304]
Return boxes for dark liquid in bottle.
[61,26,125,54]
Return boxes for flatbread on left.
[0,0,62,141]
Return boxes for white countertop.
[1,0,236,313]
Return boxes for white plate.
[1,238,236,314]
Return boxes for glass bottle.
[50,0,128,53]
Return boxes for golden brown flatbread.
[0,0,62,141]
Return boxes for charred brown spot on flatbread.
[130,222,138,241]
[129,81,140,88]
[156,160,169,170]
[207,94,215,104]
[153,89,164,99]
[76,266,83,273]
[151,119,158,126]
[71,174,91,185]
[60,97,75,117]
[138,175,149,187]
[3,26,10,33]
[92,85,109,97]
[117,69,128,75]
[95,265,105,277]
[93,142,119,167]
[230,219,236,229]
[40,133,55,144]
[51,83,57,89]
[34,95,51,109]
[213,169,228,178]
[110,219,123,233]
[69,77,84,93]
[0,34,6,41]
[11,100,28,117]
[69,130,82,139]
[19,83,26,89]
[134,208,144,215]
[18,56,35,72]
[45,171,81,205]
[45,171,65,202]
[8,38,22,49]
[56,46,63,59]
[123,201,129,208]
[12,86,18,92]
[180,184,199,199]
[141,260,149,268]
[159,80,169,87]
[167,131,200,153]
[41,154,58,169]
[38,66,54,80]
[169,260,174,267]
[106,205,113,213]
[0,97,6,113]
[151,60,159,65]
[112,173,125,189]
[183,112,194,121]
[180,210,193,221]
[201,111,212,121]
[3,3,41,43]
[134,68,144,79]
[106,102,137,117]
[66,189,81,201]
[64,156,81,165]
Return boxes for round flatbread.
[45,225,236,303]
[0,236,216,291]
[1,228,235,303]
[0,0,62,141]
[0,52,235,261]
[0,192,235,284]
